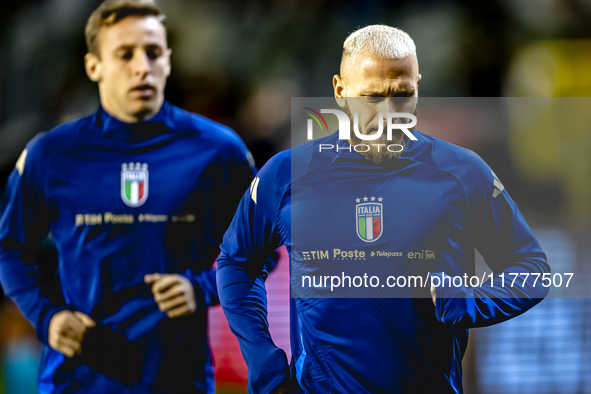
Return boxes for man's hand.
[48,310,95,357]
[430,282,437,306]
[144,273,197,318]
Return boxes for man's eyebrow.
[386,84,416,95]
[359,89,387,96]
[359,88,415,96]
[113,45,135,51]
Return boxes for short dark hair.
[85,0,166,55]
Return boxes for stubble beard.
[348,132,407,164]
[343,104,412,165]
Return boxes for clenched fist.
[48,310,95,357]
[144,273,196,318]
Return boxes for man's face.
[85,16,171,123]
[333,53,421,162]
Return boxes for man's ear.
[165,48,172,77]
[333,74,347,108]
[85,53,102,82]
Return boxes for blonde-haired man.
[0,1,256,392]
[218,24,549,393]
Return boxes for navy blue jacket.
[0,102,256,393]
[217,131,550,394]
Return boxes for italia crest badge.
[355,197,383,242]
[121,162,149,207]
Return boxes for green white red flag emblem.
[121,162,149,207]
[356,199,383,242]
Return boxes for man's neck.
[100,98,163,124]
[101,106,158,124]
[131,108,156,123]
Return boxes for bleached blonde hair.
[340,25,416,77]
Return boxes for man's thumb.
[74,311,96,328]
[144,273,162,284]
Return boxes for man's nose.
[379,97,415,119]
[376,98,397,115]
[131,50,149,77]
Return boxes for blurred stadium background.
[1,0,590,393]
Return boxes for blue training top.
[217,130,550,394]
[0,101,256,393]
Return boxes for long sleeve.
[0,137,68,344]
[182,137,258,309]
[217,152,291,394]
[432,152,550,328]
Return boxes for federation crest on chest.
[355,197,383,242]
[121,162,149,207]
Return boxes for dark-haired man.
[0,0,255,392]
